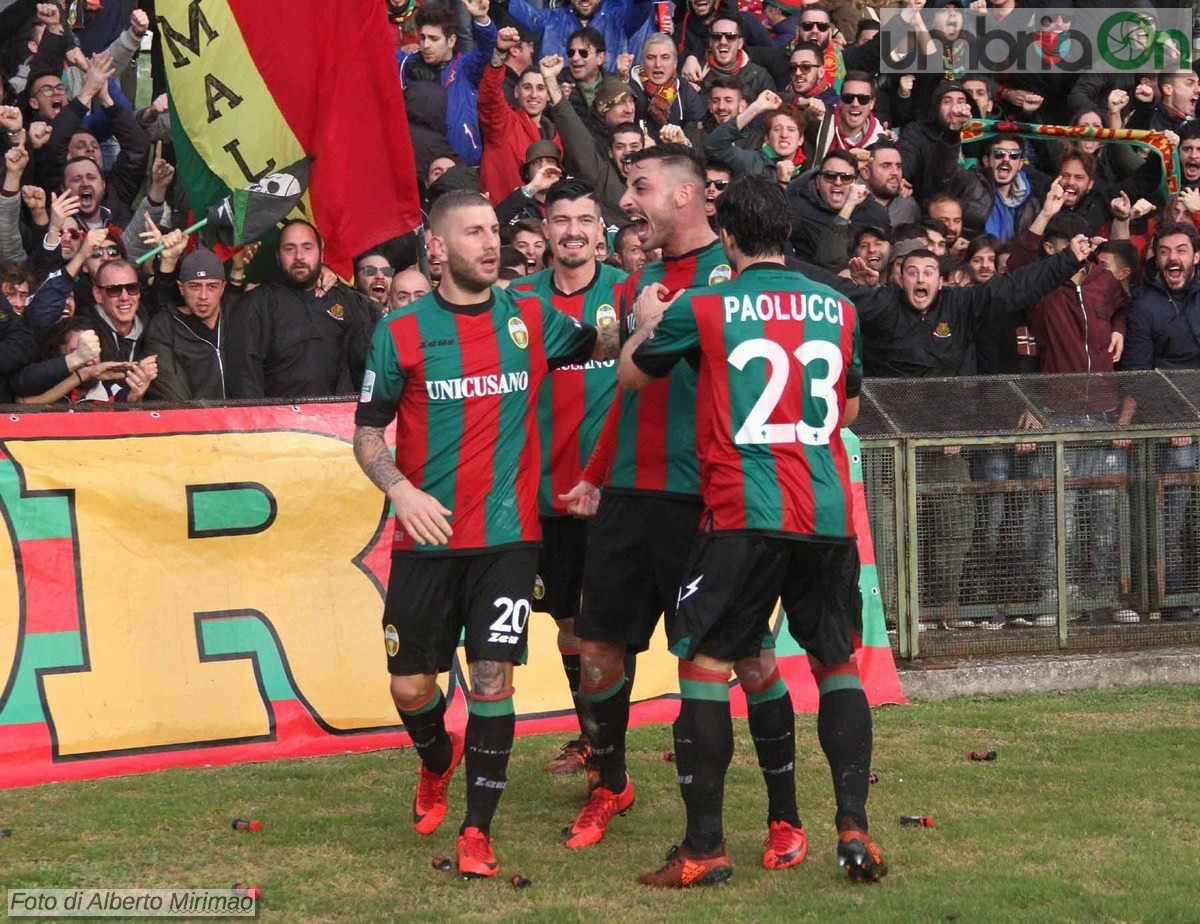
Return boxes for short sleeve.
[846,309,863,400]
[631,296,701,378]
[543,301,598,369]
[354,319,406,428]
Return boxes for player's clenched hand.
[632,282,676,332]
[559,480,600,518]
[390,480,453,545]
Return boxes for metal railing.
[858,372,1200,659]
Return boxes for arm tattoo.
[593,321,620,361]
[353,425,406,494]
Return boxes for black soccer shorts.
[671,531,862,666]
[382,547,539,676]
[535,515,588,623]
[577,490,705,653]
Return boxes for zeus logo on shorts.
[488,596,530,645]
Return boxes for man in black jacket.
[796,235,1094,378]
[146,248,242,402]
[787,148,889,270]
[227,220,374,399]
[0,291,34,404]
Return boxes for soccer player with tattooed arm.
[352,190,618,878]
[618,174,886,887]
[557,146,811,872]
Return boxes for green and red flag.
[157,0,420,275]
[204,157,312,249]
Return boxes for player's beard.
[446,249,499,295]
[555,236,594,269]
[283,261,320,289]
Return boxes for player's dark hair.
[624,144,706,188]
[1044,212,1090,245]
[416,5,457,38]
[613,223,639,254]
[1152,220,1200,253]
[544,178,600,213]
[965,233,1000,260]
[354,250,390,273]
[707,77,744,97]
[715,175,790,258]
[568,25,606,53]
[901,248,940,269]
[1096,240,1138,273]
[428,190,491,232]
[791,40,824,59]
[1056,148,1097,180]
[820,148,859,173]
[512,217,544,239]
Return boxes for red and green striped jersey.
[511,262,627,516]
[603,240,734,497]
[355,287,597,553]
[631,263,862,538]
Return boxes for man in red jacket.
[479,28,563,204]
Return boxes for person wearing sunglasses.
[703,163,732,223]
[562,26,624,118]
[934,131,1050,244]
[788,148,889,270]
[696,16,773,106]
[70,258,159,404]
[786,42,838,111]
[504,0,654,81]
[820,73,890,159]
[354,252,398,313]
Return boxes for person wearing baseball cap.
[144,248,238,401]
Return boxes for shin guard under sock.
[581,667,631,792]
[744,670,799,826]
[676,661,733,855]
[398,687,452,776]
[462,689,516,834]
[810,656,872,832]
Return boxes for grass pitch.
[2,686,1198,923]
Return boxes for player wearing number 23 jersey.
[631,263,862,537]
[623,175,884,890]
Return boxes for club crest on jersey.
[328,303,345,321]
[708,264,733,285]
[533,575,545,600]
[933,322,951,339]
[384,624,400,657]
[596,304,617,327]
[508,316,529,349]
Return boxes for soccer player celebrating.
[353,190,616,878]
[619,174,886,887]
[560,147,806,873]
[510,180,627,775]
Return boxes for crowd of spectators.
[2,0,1200,623]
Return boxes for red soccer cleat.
[762,820,808,870]
[637,843,734,888]
[456,826,500,878]
[563,775,635,849]
[412,733,463,836]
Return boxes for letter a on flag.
[159,0,421,274]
